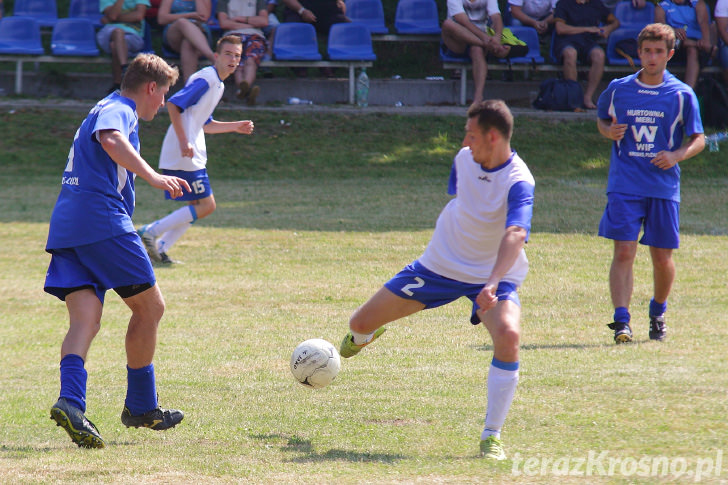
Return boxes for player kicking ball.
[45,54,189,448]
[138,35,254,264]
[338,100,535,461]
[596,23,704,344]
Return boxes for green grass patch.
[1,109,727,483]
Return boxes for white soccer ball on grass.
[290,338,341,389]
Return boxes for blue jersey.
[46,92,140,249]
[597,70,703,202]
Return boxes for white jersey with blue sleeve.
[159,66,225,171]
[419,149,535,286]
[46,93,140,249]
[597,70,703,202]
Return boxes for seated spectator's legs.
[97,25,145,91]
[720,40,728,85]
[442,18,489,104]
[683,40,700,88]
[234,34,267,105]
[165,19,215,82]
[585,46,605,109]
[561,45,578,82]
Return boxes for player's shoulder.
[510,152,535,186]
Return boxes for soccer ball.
[290,338,341,389]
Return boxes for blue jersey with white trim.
[597,70,703,202]
[46,93,139,249]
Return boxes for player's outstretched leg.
[50,398,105,449]
[339,327,386,358]
[121,405,184,430]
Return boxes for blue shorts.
[598,192,680,248]
[162,168,212,201]
[45,233,156,304]
[384,260,520,325]
[96,24,145,55]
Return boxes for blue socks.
[649,298,667,317]
[613,306,630,324]
[59,354,87,412]
[125,364,158,415]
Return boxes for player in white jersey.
[45,54,190,448]
[138,35,254,264]
[338,100,535,461]
[597,23,704,344]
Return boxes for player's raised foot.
[50,398,105,449]
[649,314,667,341]
[121,405,184,430]
[339,327,386,358]
[607,321,633,344]
[137,225,161,263]
[479,435,506,460]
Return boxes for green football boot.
[339,327,386,358]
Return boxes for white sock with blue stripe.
[481,358,519,440]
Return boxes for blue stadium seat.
[68,0,103,28]
[505,26,545,64]
[346,0,388,34]
[13,0,58,27]
[273,22,322,60]
[606,27,642,66]
[394,0,441,35]
[614,0,654,28]
[327,23,376,60]
[51,18,100,56]
[207,0,221,34]
[0,16,45,55]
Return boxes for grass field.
[1,108,727,484]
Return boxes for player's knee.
[591,48,605,63]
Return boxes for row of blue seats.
[1,0,441,35]
[0,16,377,62]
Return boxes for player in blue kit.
[137,35,254,264]
[45,54,190,448]
[597,23,705,344]
[338,100,535,461]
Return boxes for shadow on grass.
[250,433,407,464]
[474,342,610,352]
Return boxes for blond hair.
[121,54,179,92]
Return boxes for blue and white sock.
[125,364,158,416]
[59,354,87,412]
[158,223,191,254]
[481,358,519,440]
[146,205,197,238]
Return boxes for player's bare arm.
[597,117,627,141]
[167,103,194,158]
[475,226,528,311]
[98,129,191,198]
[203,120,254,135]
[651,133,706,170]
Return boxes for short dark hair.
[466,99,514,139]
[216,34,243,53]
[121,53,179,91]
[638,23,676,51]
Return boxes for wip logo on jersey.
[631,125,658,152]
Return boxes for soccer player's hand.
[476,284,498,313]
[235,120,254,135]
[606,116,627,141]
[651,150,679,170]
[180,142,194,158]
[151,174,191,199]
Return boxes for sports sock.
[158,223,191,254]
[145,205,197,238]
[351,330,374,345]
[613,306,630,324]
[649,298,667,317]
[125,364,158,415]
[481,358,519,440]
[59,354,87,412]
